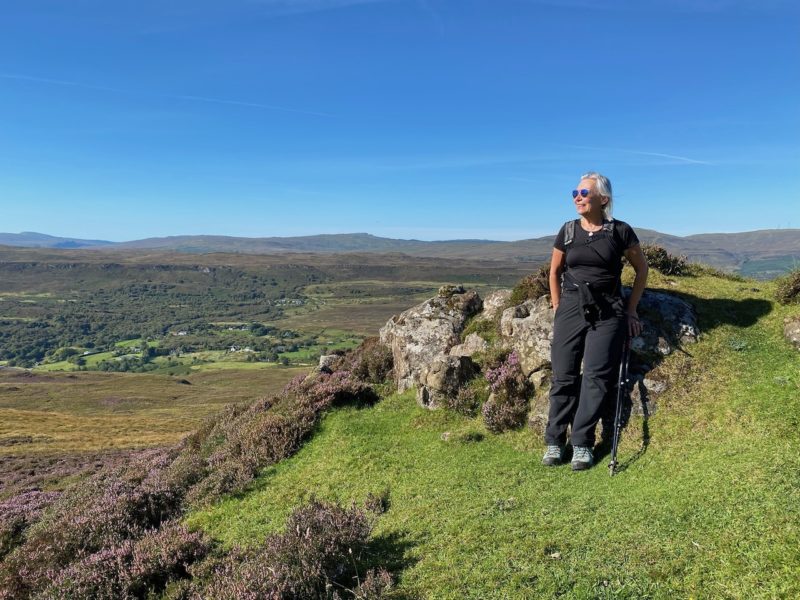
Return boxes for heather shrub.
[333,337,393,384]
[40,540,135,599]
[0,450,190,598]
[187,499,380,599]
[353,568,394,599]
[509,264,550,306]
[190,459,255,507]
[482,395,530,433]
[0,361,387,599]
[446,386,481,417]
[638,243,688,275]
[39,522,210,600]
[0,491,61,560]
[482,351,530,433]
[445,378,488,418]
[127,522,211,596]
[775,268,800,305]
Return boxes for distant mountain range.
[1,229,798,278]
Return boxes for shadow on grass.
[596,380,652,474]
[593,293,772,473]
[359,529,420,599]
[686,295,772,331]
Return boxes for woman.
[542,172,648,470]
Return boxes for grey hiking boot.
[571,446,594,471]
[541,445,565,466]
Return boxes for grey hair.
[580,171,613,220]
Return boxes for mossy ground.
[188,272,800,599]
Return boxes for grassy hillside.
[186,272,800,598]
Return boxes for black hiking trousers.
[545,288,626,448]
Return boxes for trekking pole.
[609,336,630,476]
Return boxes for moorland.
[3,226,800,278]
[1,243,799,598]
[0,246,529,498]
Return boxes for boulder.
[479,289,512,321]
[416,355,478,409]
[500,296,555,377]
[628,376,667,416]
[317,354,338,373]
[631,290,699,362]
[785,316,800,350]
[449,333,488,358]
[379,288,482,391]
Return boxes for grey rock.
[628,375,667,416]
[449,333,488,358]
[317,354,338,373]
[630,289,699,361]
[480,289,512,321]
[416,355,478,409]
[500,296,555,377]
[380,290,482,391]
[785,316,800,350]
[527,369,550,391]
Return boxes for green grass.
[189,361,293,371]
[114,338,147,348]
[188,273,800,599]
[278,336,361,362]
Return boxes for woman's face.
[574,178,606,217]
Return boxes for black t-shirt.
[553,219,639,293]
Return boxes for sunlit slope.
[188,273,800,599]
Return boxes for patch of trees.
[0,263,318,367]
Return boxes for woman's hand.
[627,311,642,338]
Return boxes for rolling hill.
[2,228,798,278]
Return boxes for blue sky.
[1,0,798,241]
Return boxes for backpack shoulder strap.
[602,219,622,255]
[563,220,577,247]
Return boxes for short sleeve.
[618,221,640,250]
[554,223,567,251]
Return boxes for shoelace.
[573,447,593,462]
[544,446,562,458]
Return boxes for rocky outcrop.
[785,316,800,350]
[480,289,512,321]
[499,296,554,377]
[379,285,700,417]
[379,285,482,392]
[416,355,478,408]
[631,290,699,364]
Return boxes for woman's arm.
[623,243,649,337]
[549,248,566,311]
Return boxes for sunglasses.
[572,188,591,199]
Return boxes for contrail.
[0,72,333,117]
[567,144,713,165]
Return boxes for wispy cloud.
[248,0,396,17]
[565,144,713,165]
[517,0,797,14]
[0,72,333,117]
